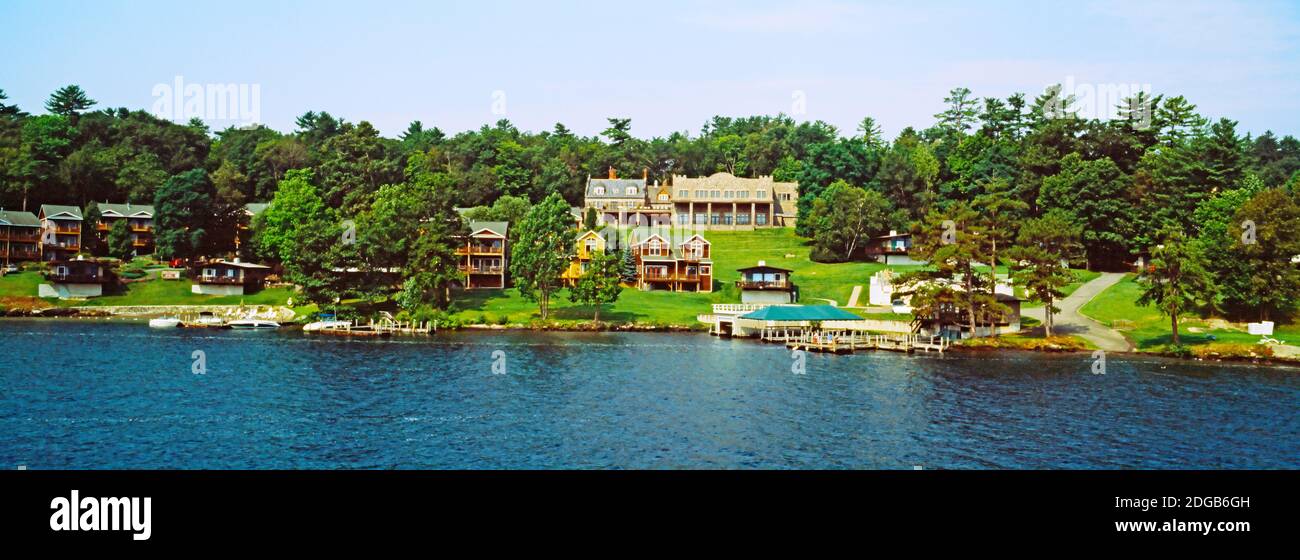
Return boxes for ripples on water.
[1,320,1296,469]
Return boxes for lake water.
[1,320,1296,469]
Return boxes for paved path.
[1022,272,1132,352]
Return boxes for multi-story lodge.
[38,205,83,261]
[0,209,42,263]
[631,233,713,292]
[583,168,673,227]
[670,172,799,229]
[561,230,607,286]
[457,221,508,289]
[94,202,155,255]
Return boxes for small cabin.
[868,230,921,265]
[191,260,270,295]
[40,258,114,299]
[736,261,796,304]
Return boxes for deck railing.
[736,280,793,290]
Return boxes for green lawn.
[1079,274,1300,350]
[0,268,296,308]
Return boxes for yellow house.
[562,230,606,286]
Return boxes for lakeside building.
[94,202,155,256]
[736,261,797,304]
[190,259,271,295]
[39,257,114,299]
[630,232,713,292]
[583,168,673,227]
[38,205,83,261]
[865,230,919,265]
[457,221,508,289]
[561,230,607,286]
[869,270,1023,338]
[0,209,42,263]
[670,172,799,230]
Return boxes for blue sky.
[2,0,1298,139]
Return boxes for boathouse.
[40,257,114,299]
[191,259,271,295]
[736,261,797,304]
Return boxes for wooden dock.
[782,329,949,354]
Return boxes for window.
[678,214,689,225]
[658,193,669,201]
[739,191,749,199]
[584,239,599,254]
[688,240,704,258]
[700,265,711,275]
[756,189,766,198]
[756,213,767,225]
[627,186,638,195]
[737,213,751,225]
[648,239,662,253]
[694,214,708,225]
[679,189,688,198]
[710,190,720,198]
[710,214,720,225]
[594,186,605,195]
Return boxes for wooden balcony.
[45,272,106,283]
[52,226,81,234]
[131,225,153,233]
[198,275,245,285]
[133,239,150,247]
[0,233,40,242]
[455,245,504,255]
[460,265,504,274]
[643,273,701,282]
[0,248,40,259]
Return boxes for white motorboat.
[227,318,280,330]
[190,311,227,328]
[303,319,352,332]
[148,317,181,328]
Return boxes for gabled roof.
[738,264,792,274]
[633,233,668,245]
[0,210,40,227]
[586,178,646,199]
[200,260,270,270]
[678,234,710,246]
[740,305,861,322]
[96,202,154,218]
[576,230,603,242]
[39,205,82,221]
[468,221,508,237]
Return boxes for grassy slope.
[1079,274,1300,350]
[0,269,295,308]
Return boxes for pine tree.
[618,249,637,284]
[44,85,96,118]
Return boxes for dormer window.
[594,186,605,195]
[626,186,638,195]
[658,194,668,201]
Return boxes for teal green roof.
[0,210,40,227]
[740,305,862,321]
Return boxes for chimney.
[608,166,617,180]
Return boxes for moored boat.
[148,317,181,328]
[227,318,280,330]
